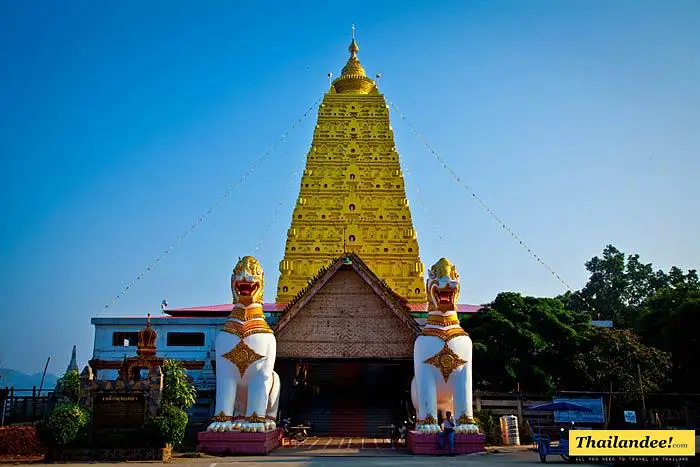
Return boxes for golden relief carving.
[425,315,461,327]
[224,319,274,339]
[247,411,266,423]
[211,411,231,422]
[424,344,467,383]
[223,340,265,377]
[417,414,437,425]
[421,326,468,342]
[457,412,475,425]
[229,306,265,321]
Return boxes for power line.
[97,95,323,316]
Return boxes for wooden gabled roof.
[274,253,421,336]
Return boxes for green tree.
[153,360,197,448]
[161,360,197,410]
[636,286,700,391]
[462,293,590,393]
[573,328,671,397]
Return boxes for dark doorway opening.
[276,358,414,437]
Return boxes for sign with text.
[569,429,695,457]
[92,393,146,431]
[553,397,605,424]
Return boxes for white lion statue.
[411,258,479,434]
[207,256,280,432]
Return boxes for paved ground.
[1,443,608,467]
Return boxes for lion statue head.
[426,257,460,311]
[231,256,265,305]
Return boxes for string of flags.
[97,95,324,316]
[252,155,307,255]
[400,150,449,253]
[387,100,597,315]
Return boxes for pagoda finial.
[332,26,374,94]
[348,25,359,59]
[66,345,78,373]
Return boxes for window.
[402,215,406,220]
[321,214,326,219]
[282,286,288,292]
[349,235,356,242]
[349,204,355,211]
[323,184,328,188]
[415,288,420,294]
[167,332,205,347]
[315,247,320,252]
[291,247,296,252]
[350,148,356,153]
[112,332,139,347]
[349,173,355,179]
[408,248,413,252]
[297,214,302,219]
[384,247,389,252]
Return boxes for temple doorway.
[276,358,414,437]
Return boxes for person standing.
[439,410,456,455]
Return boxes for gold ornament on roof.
[332,27,376,95]
[223,340,265,377]
[424,343,467,382]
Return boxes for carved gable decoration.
[275,254,420,359]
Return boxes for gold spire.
[332,26,375,94]
[276,28,426,305]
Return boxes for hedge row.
[0,426,45,458]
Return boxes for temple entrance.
[276,358,414,437]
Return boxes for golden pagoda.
[276,33,426,304]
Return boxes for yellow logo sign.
[569,430,695,456]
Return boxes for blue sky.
[1,0,698,375]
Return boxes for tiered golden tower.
[276,35,426,304]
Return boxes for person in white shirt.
[439,410,456,455]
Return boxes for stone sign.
[92,393,146,431]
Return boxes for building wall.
[92,316,260,389]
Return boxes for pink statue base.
[407,430,486,455]
[197,428,283,455]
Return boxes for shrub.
[153,405,188,447]
[0,426,43,457]
[41,402,90,447]
[474,409,503,446]
[161,360,197,411]
[55,369,80,403]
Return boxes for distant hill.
[0,368,60,393]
